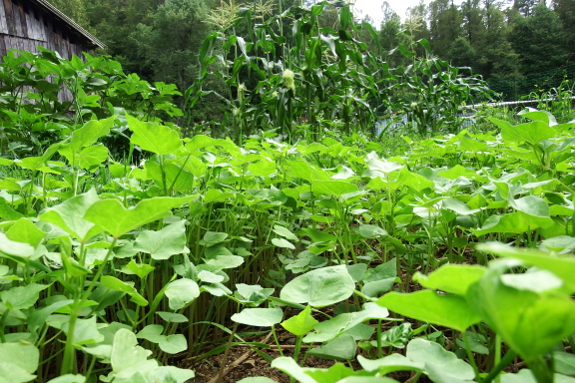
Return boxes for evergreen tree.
[552,0,575,56]
[475,0,519,79]
[449,36,477,68]
[510,1,567,73]
[513,0,539,16]
[429,0,463,58]
[82,0,159,74]
[461,0,485,46]
[46,0,89,27]
[129,0,212,93]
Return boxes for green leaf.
[374,323,411,349]
[201,231,228,247]
[303,303,390,343]
[137,325,164,343]
[0,198,23,220]
[70,116,116,152]
[5,218,46,247]
[47,374,86,383]
[125,261,155,279]
[500,121,557,145]
[1,283,48,310]
[0,342,39,374]
[281,305,318,336]
[472,213,543,236]
[554,351,575,376]
[358,353,424,374]
[476,242,575,293]
[156,312,188,323]
[28,299,74,335]
[231,308,283,327]
[501,270,563,293]
[312,180,359,196]
[152,366,195,383]
[101,276,148,306]
[280,265,355,307]
[273,225,298,241]
[78,144,108,169]
[197,270,223,284]
[110,329,156,376]
[361,258,397,297]
[307,334,356,360]
[84,196,194,238]
[62,316,105,346]
[205,255,244,269]
[378,290,480,332]
[358,225,387,239]
[305,363,356,383]
[510,195,549,218]
[0,364,36,383]
[40,189,103,241]
[158,334,187,354]
[466,259,575,361]
[413,265,486,295]
[0,232,35,258]
[438,165,476,180]
[271,238,295,249]
[128,114,182,155]
[133,220,187,260]
[499,369,575,383]
[165,278,200,310]
[271,357,317,383]
[364,158,404,177]
[518,109,556,126]
[406,338,475,382]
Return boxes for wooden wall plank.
[0,1,8,34]
[0,36,6,57]
[0,1,97,62]
[3,0,14,35]
[16,1,27,38]
[10,0,23,37]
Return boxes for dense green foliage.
[1,46,575,381]
[1,1,575,381]
[45,0,575,111]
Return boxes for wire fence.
[488,62,575,101]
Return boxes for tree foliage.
[39,0,575,119]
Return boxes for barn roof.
[31,0,105,49]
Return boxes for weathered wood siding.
[0,0,87,59]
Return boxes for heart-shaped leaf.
[84,196,194,238]
[280,266,355,307]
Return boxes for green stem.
[271,325,284,357]
[495,333,502,383]
[216,322,238,383]
[294,335,303,364]
[0,309,9,342]
[527,356,555,383]
[376,319,383,359]
[481,349,517,383]
[463,331,481,382]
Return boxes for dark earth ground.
[180,321,432,383]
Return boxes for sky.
[352,0,464,26]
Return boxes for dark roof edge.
[32,0,105,49]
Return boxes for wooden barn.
[0,0,104,59]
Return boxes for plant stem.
[216,322,238,383]
[481,349,517,383]
[463,331,481,382]
[271,325,284,357]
